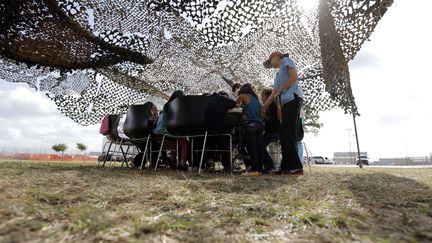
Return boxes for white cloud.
[305,0,432,160]
[0,87,102,153]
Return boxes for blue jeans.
[263,132,279,170]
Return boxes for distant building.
[88,151,102,156]
[333,152,368,164]
[377,156,432,166]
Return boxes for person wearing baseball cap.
[262,51,304,175]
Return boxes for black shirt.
[205,93,236,132]
[265,101,279,133]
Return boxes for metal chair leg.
[140,135,151,170]
[198,132,208,174]
[229,134,233,174]
[100,141,110,167]
[303,142,312,173]
[109,141,119,167]
[191,138,194,168]
[176,138,179,168]
[118,138,127,167]
[102,141,113,167]
[277,140,281,170]
[121,144,130,168]
[154,135,166,171]
[149,142,153,167]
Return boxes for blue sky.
[1,0,431,159]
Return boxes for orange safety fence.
[0,153,98,161]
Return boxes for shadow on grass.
[348,173,432,241]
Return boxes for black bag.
[132,153,144,167]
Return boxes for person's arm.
[235,95,243,108]
[262,88,277,115]
[275,67,298,97]
[236,94,250,108]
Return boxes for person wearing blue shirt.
[262,51,304,175]
[236,83,265,176]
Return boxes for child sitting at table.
[236,83,265,176]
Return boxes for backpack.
[99,115,110,135]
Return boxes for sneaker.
[205,159,216,173]
[272,169,283,175]
[242,171,262,176]
[233,158,246,174]
[282,169,304,176]
[262,166,275,175]
[262,169,273,175]
[179,160,189,171]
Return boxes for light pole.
[352,110,362,169]
[347,129,353,164]
[405,142,409,164]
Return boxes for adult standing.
[262,51,304,175]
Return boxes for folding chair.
[101,114,134,167]
[123,103,154,170]
[154,95,236,174]
[222,108,245,172]
[154,96,207,172]
[301,142,312,172]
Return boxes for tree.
[303,106,323,136]
[76,143,87,154]
[52,143,68,158]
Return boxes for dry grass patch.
[0,161,431,242]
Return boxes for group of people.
[129,51,304,176]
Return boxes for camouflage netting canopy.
[0,0,393,125]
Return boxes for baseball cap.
[263,51,290,68]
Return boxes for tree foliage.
[303,107,323,136]
[51,143,68,158]
[76,143,87,152]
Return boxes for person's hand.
[274,89,281,97]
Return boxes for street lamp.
[346,129,353,164]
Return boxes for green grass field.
[0,161,431,242]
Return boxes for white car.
[310,156,333,164]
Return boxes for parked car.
[310,156,333,164]
[358,155,370,165]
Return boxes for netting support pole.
[352,112,362,169]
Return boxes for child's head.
[238,83,258,98]
[151,104,158,117]
[232,83,241,94]
[143,102,158,119]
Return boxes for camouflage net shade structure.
[0,0,393,125]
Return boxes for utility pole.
[352,113,362,168]
[350,100,363,169]
[347,129,353,164]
